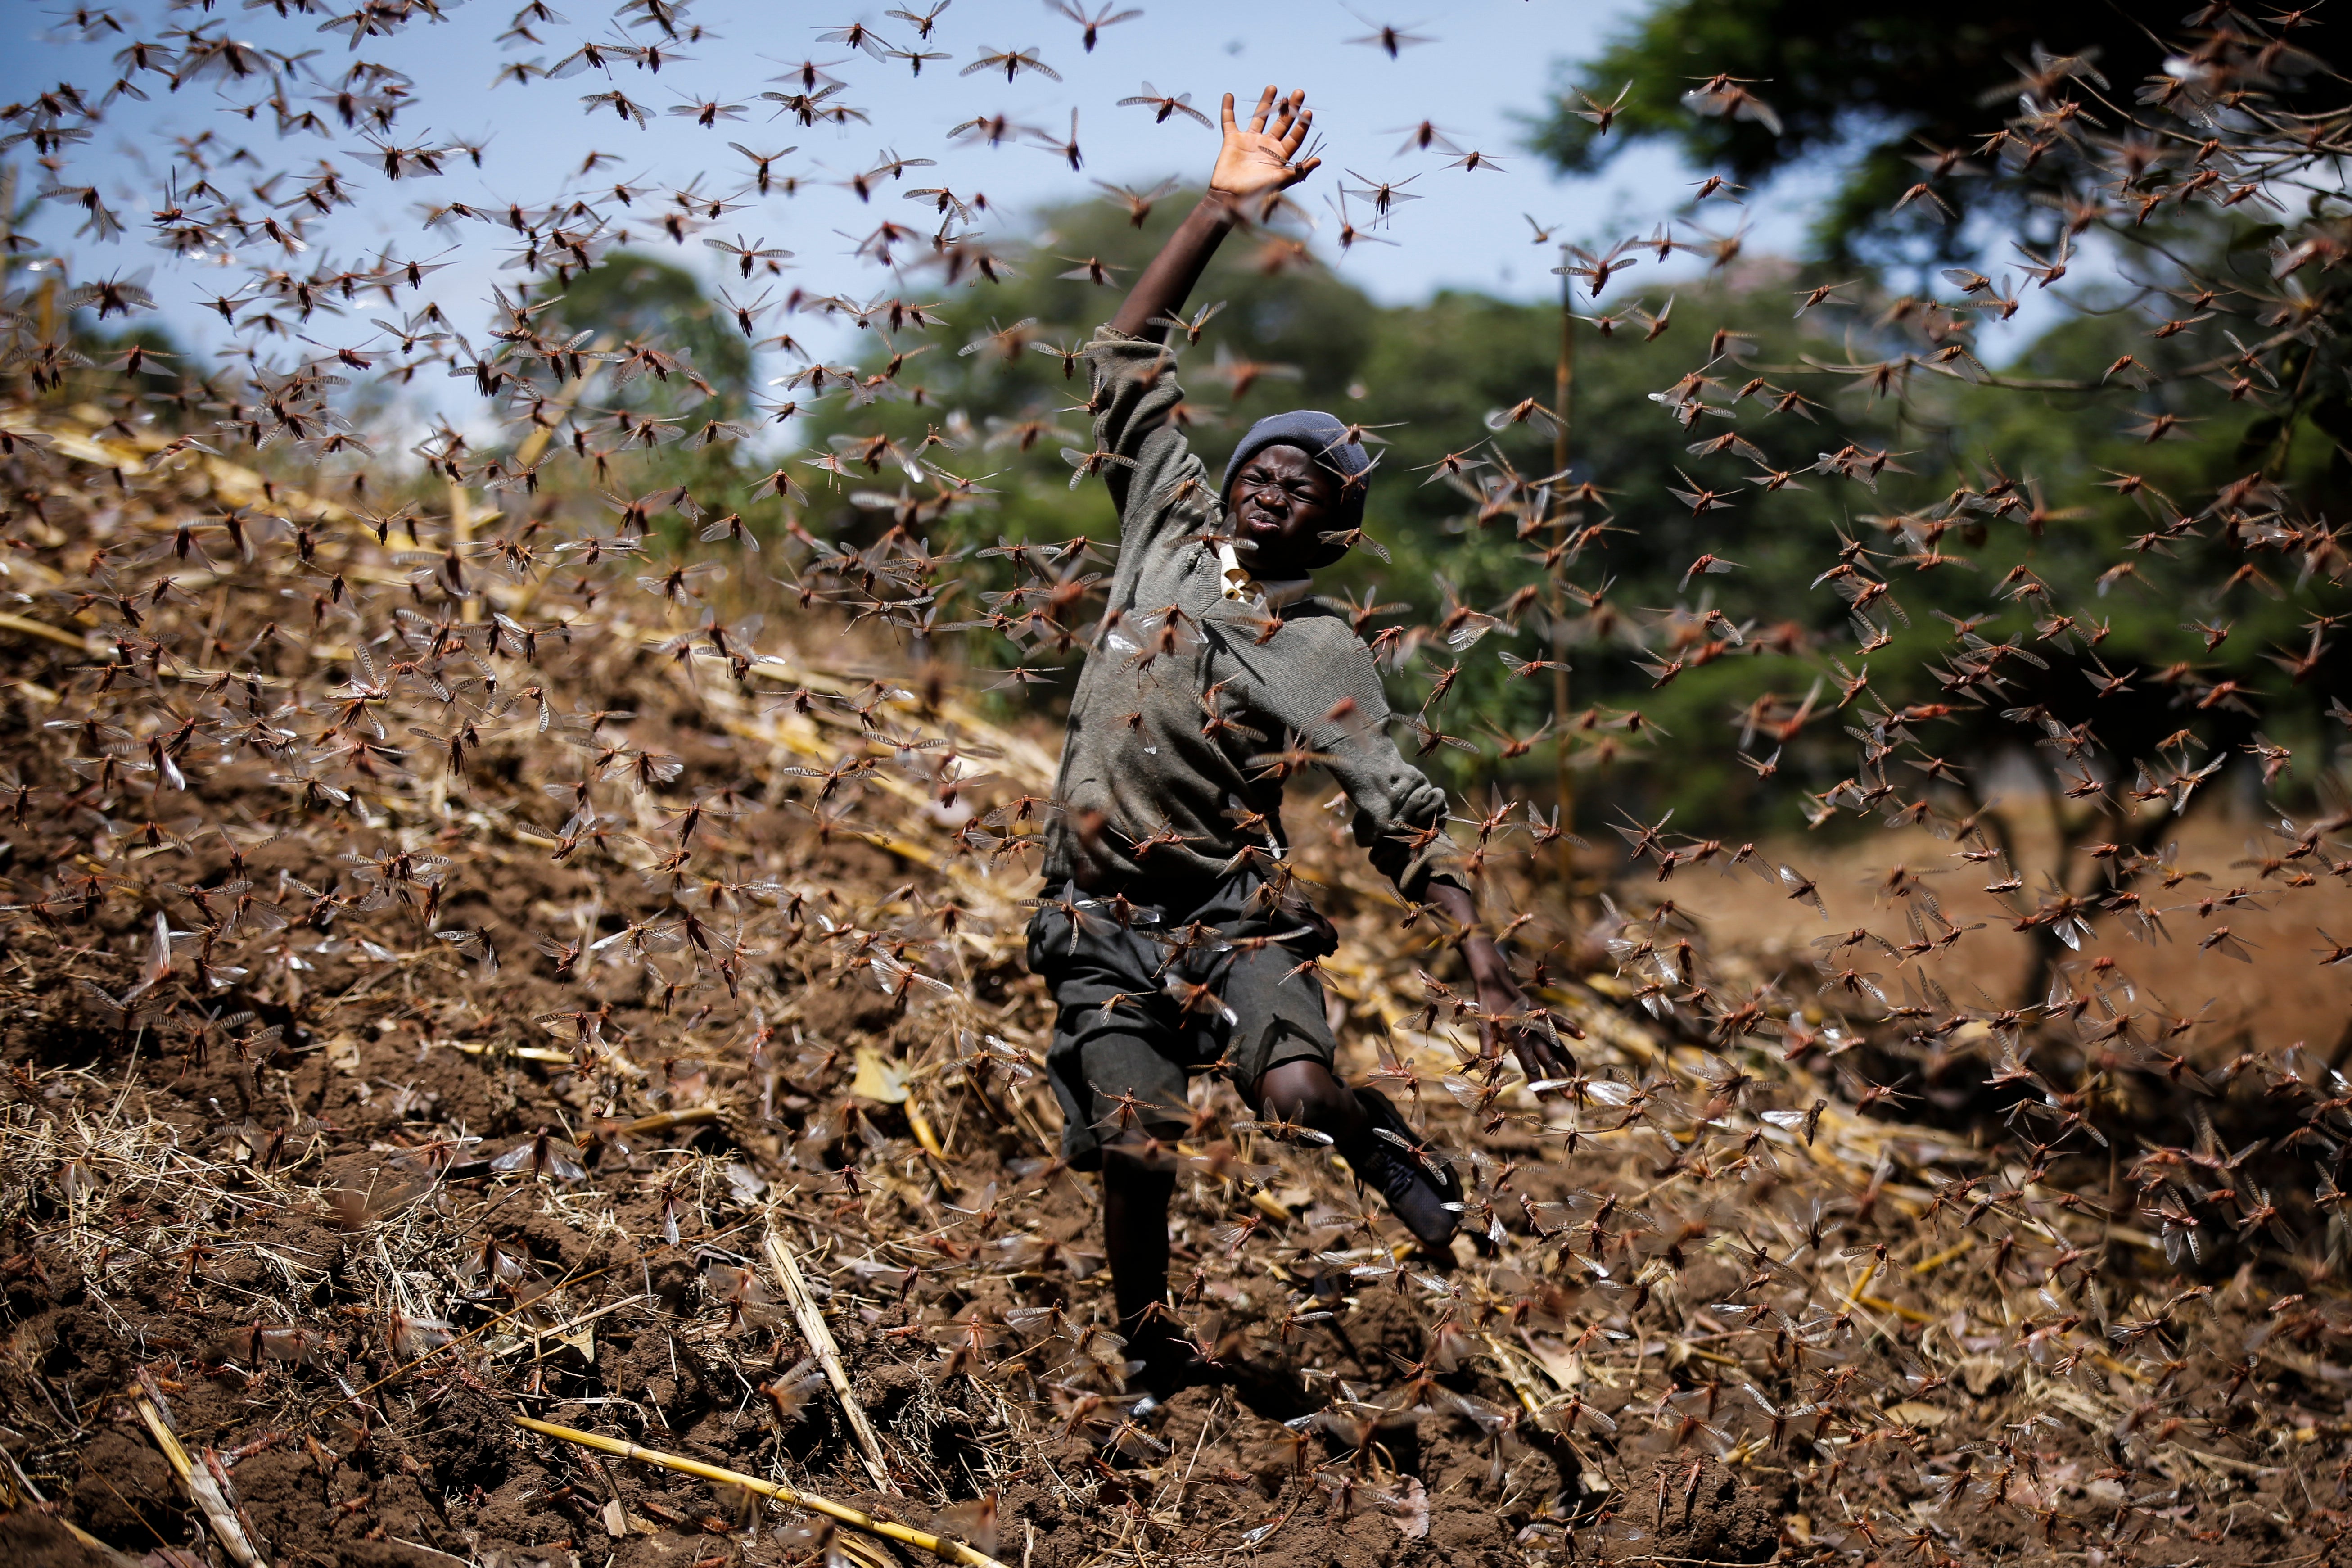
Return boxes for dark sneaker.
[1345,1087,1462,1248]
[1121,1318,1219,1404]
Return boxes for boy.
[1024,86,1565,1385]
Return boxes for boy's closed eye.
[1237,466,1318,497]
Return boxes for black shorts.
[1024,870,1340,1170]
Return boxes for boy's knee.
[1255,1060,1352,1127]
[1102,1137,1178,1182]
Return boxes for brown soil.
[0,1511,131,1568]
[1607,1456,1784,1564]
[0,758,1559,1568]
[2,425,2345,1568]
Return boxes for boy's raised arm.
[1106,86,1321,342]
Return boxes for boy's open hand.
[1210,86,1321,200]
[1471,960,1571,1084]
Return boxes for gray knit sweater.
[1038,328,1463,901]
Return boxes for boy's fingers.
[1247,84,1276,135]
[1273,88,1306,142]
[1220,91,1238,136]
[1282,107,1314,156]
[1283,156,1321,187]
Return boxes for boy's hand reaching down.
[1469,943,1572,1083]
[1428,880,1573,1083]
[1210,86,1321,200]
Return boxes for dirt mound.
[1608,1457,1783,1564]
[0,419,2343,1568]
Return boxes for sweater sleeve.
[1083,329,1216,590]
[1250,616,1466,902]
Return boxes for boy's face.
[1227,443,1336,576]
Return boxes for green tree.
[542,250,751,415]
[1523,0,2168,266]
[525,251,756,532]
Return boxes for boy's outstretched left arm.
[1080,88,1319,565]
[1106,86,1319,343]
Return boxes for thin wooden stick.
[764,1229,898,1494]
[57,1517,147,1568]
[485,1293,649,1360]
[903,1095,949,1161]
[513,1416,1009,1568]
[135,1397,269,1568]
[0,610,90,653]
[620,1104,722,1136]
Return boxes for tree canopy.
[1524,0,2170,266]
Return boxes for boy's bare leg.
[1102,1145,1178,1345]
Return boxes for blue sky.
[6,0,1988,448]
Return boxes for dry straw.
[513,1416,1010,1568]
